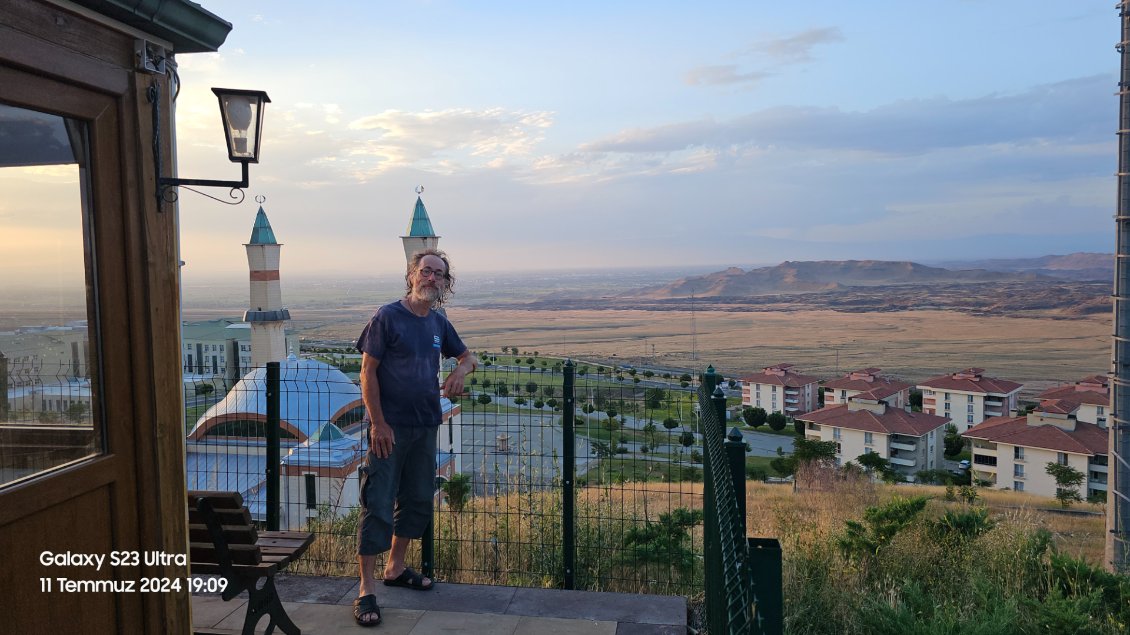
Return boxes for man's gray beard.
[412,285,441,306]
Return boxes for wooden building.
[1,1,234,633]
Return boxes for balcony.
[973,453,998,468]
[785,398,799,404]
[806,422,821,431]
[889,456,916,467]
[1090,463,1108,474]
[890,441,916,452]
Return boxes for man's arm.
[441,350,478,399]
[360,352,395,458]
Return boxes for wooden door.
[0,64,149,634]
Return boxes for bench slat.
[189,541,263,566]
[189,560,279,577]
[188,490,244,509]
[188,523,258,545]
[188,507,253,528]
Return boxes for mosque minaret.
[401,186,440,263]
[244,204,291,367]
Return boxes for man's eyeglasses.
[418,267,447,279]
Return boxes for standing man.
[353,248,477,627]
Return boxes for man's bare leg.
[356,554,381,624]
[383,535,432,586]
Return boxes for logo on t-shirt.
[433,334,441,349]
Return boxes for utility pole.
[690,290,697,362]
[1109,0,1130,574]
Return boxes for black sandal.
[383,566,434,591]
[353,594,381,627]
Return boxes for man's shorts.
[357,424,438,555]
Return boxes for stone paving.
[191,573,687,634]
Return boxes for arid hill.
[932,252,1112,282]
[626,260,1048,299]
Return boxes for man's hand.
[441,352,477,398]
[441,368,467,399]
[369,420,395,458]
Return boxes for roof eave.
[69,0,232,53]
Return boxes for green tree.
[533,399,545,409]
[856,452,895,481]
[65,402,89,423]
[476,394,492,405]
[766,412,787,431]
[662,417,679,431]
[837,495,929,560]
[742,406,767,428]
[679,373,692,383]
[679,430,695,448]
[525,381,538,395]
[943,424,965,457]
[194,383,215,396]
[793,418,805,436]
[646,384,668,406]
[615,508,703,571]
[543,386,555,398]
[1046,462,1086,508]
[909,389,923,411]
[442,473,472,512]
[495,384,509,397]
[642,420,657,446]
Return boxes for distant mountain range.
[627,254,1112,299]
[931,252,1112,282]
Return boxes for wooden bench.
[188,491,314,635]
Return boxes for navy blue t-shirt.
[355,300,467,428]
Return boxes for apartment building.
[917,368,1022,433]
[963,401,1107,500]
[740,363,820,416]
[797,395,949,480]
[182,319,300,382]
[823,367,911,408]
[1036,375,1108,427]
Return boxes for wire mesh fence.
[0,328,99,487]
[182,352,708,596]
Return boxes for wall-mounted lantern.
[148,82,270,206]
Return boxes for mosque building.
[185,195,462,529]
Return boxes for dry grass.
[292,478,1106,585]
[301,306,1110,387]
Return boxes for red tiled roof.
[962,415,1107,456]
[917,369,1022,395]
[1037,378,1109,407]
[740,366,819,388]
[798,403,950,437]
[823,372,910,399]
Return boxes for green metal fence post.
[562,360,576,589]
[726,427,747,532]
[0,352,8,419]
[266,361,280,531]
[748,537,783,635]
[700,366,721,634]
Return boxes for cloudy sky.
[167,1,1116,279]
